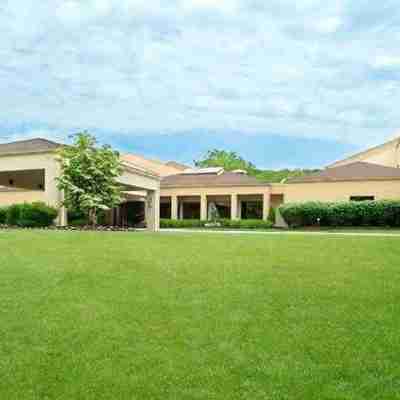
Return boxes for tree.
[194,149,320,183]
[194,149,256,173]
[57,132,123,226]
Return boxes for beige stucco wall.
[161,186,270,197]
[0,152,62,208]
[0,190,47,205]
[331,138,400,168]
[282,180,400,203]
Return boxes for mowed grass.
[1,231,400,399]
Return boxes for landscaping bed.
[160,218,274,230]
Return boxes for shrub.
[68,208,107,226]
[160,219,206,229]
[218,219,273,229]
[0,207,8,224]
[160,218,273,230]
[6,204,23,226]
[279,200,400,228]
[6,202,58,227]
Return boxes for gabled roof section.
[121,153,184,177]
[181,167,224,175]
[328,135,400,168]
[0,138,62,156]
[287,161,400,183]
[165,161,190,171]
[161,171,268,188]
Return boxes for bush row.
[0,202,58,227]
[160,218,273,229]
[279,200,400,227]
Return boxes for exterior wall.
[0,152,63,209]
[282,180,400,203]
[330,138,400,168]
[161,186,270,198]
[0,190,47,205]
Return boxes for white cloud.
[0,0,399,146]
[313,16,342,33]
[372,55,400,69]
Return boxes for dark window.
[8,179,14,186]
[350,196,375,202]
[241,201,263,219]
[160,202,171,219]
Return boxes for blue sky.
[1,0,400,168]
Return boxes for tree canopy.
[57,132,123,225]
[194,149,256,173]
[194,149,320,183]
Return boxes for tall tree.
[57,132,123,226]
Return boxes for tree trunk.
[89,209,97,228]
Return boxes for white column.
[231,194,239,220]
[263,192,270,221]
[200,194,208,220]
[179,201,184,219]
[58,189,67,226]
[237,199,242,220]
[146,189,160,232]
[171,195,178,219]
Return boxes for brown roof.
[162,171,268,188]
[287,161,400,183]
[0,138,61,155]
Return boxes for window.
[350,196,375,202]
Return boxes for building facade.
[1,136,400,228]
[0,139,161,231]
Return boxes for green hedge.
[5,202,58,227]
[279,200,400,228]
[0,207,7,224]
[67,208,107,226]
[160,219,206,229]
[160,219,273,230]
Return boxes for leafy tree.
[194,149,256,173]
[194,149,320,183]
[57,132,123,226]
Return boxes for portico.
[160,173,271,222]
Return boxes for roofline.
[161,182,270,189]
[0,149,59,157]
[121,161,161,181]
[287,176,400,184]
[327,135,400,168]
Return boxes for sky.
[1,0,400,168]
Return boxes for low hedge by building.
[160,218,273,230]
[2,202,58,228]
[279,200,400,228]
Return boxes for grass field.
[1,231,400,399]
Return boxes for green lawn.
[1,231,400,399]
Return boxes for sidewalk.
[160,228,400,237]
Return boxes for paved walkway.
[161,228,400,237]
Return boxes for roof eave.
[287,176,400,184]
